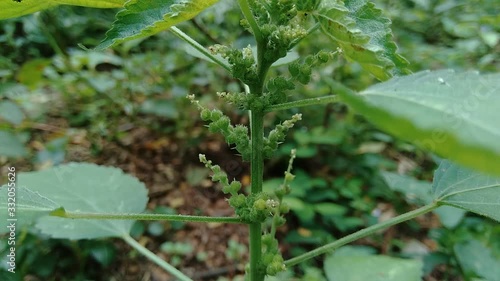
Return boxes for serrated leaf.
[324,254,423,281]
[433,160,500,222]
[318,0,409,80]
[0,130,28,157]
[96,0,221,50]
[340,69,500,176]
[5,163,148,239]
[0,0,124,20]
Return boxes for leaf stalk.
[284,203,439,267]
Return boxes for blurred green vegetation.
[1,0,499,280]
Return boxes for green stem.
[249,109,265,281]
[170,26,231,72]
[51,209,245,224]
[237,0,262,41]
[123,235,193,281]
[284,203,439,267]
[266,95,340,112]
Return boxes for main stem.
[237,1,270,280]
[249,108,265,281]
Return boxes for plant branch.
[266,95,340,112]
[283,203,439,267]
[170,26,231,72]
[51,209,246,224]
[123,235,193,281]
[237,0,262,42]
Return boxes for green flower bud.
[274,188,286,198]
[200,109,211,121]
[262,233,274,245]
[229,180,242,193]
[199,154,208,164]
[318,50,331,63]
[274,216,286,227]
[215,116,230,130]
[266,259,286,276]
[229,194,246,208]
[253,198,267,211]
[210,109,223,121]
[279,203,290,214]
[262,234,278,250]
[288,62,300,77]
[262,252,274,266]
[272,254,284,263]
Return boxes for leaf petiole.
[284,203,439,267]
[51,208,246,224]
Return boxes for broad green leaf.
[454,240,500,281]
[0,0,124,20]
[0,185,60,234]
[16,59,51,89]
[381,171,433,204]
[382,171,465,228]
[433,160,500,222]
[314,202,347,216]
[324,253,423,281]
[0,130,28,157]
[341,69,500,175]
[6,163,148,239]
[0,101,25,125]
[434,205,466,229]
[140,99,179,118]
[96,0,221,50]
[318,0,409,80]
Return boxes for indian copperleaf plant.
[1,1,500,280]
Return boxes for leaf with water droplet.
[340,69,500,175]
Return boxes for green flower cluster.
[217,92,248,109]
[199,154,279,223]
[289,50,336,84]
[261,233,286,275]
[199,154,242,195]
[263,113,302,158]
[260,149,297,276]
[265,77,295,105]
[209,44,258,86]
[188,95,251,160]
